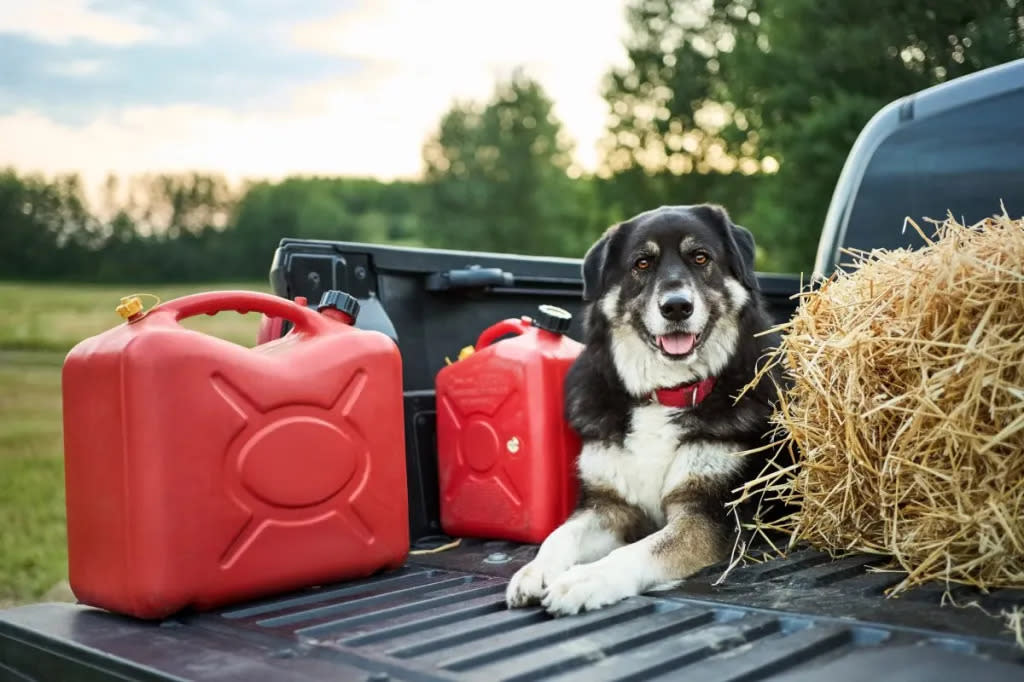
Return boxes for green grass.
[0,281,268,606]
[0,281,272,353]
[0,351,70,605]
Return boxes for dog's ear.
[699,204,759,291]
[581,224,620,301]
[729,222,758,290]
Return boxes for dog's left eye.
[693,252,710,266]
[634,257,652,271]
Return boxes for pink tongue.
[658,333,696,355]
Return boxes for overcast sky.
[0,0,630,194]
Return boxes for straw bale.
[731,211,1024,598]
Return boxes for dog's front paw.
[541,562,638,616]
[506,557,570,608]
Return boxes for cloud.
[87,0,348,46]
[291,0,631,168]
[293,0,628,67]
[0,32,363,125]
[0,0,364,125]
[46,59,106,78]
[0,0,154,46]
[0,0,631,190]
[0,76,440,189]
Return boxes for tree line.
[2,0,1020,282]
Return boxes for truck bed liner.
[3,543,1022,681]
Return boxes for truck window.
[843,87,1024,258]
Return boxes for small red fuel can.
[62,289,408,619]
[435,305,584,543]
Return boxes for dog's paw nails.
[505,561,548,608]
[541,564,634,617]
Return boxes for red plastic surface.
[255,296,305,345]
[256,313,282,345]
[435,317,584,544]
[62,290,408,619]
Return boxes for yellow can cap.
[116,296,143,320]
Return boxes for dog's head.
[581,204,759,395]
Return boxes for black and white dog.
[506,204,781,616]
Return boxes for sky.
[0,0,631,196]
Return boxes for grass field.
[0,281,268,606]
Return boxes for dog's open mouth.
[656,332,700,358]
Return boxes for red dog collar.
[652,376,716,408]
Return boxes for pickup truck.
[2,58,1022,682]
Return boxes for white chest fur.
[577,404,745,527]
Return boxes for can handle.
[155,290,330,336]
[475,318,530,350]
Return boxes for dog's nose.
[659,293,694,321]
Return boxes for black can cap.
[532,304,572,334]
[317,290,360,321]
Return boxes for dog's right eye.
[634,257,651,271]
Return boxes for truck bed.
[3,541,1022,681]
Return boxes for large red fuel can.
[61,289,408,619]
[435,305,584,544]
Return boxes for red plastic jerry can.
[62,289,408,619]
[435,305,584,544]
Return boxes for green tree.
[603,0,1024,271]
[423,70,595,257]
[0,169,99,279]
[601,0,763,176]
[122,172,235,239]
[0,169,428,283]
